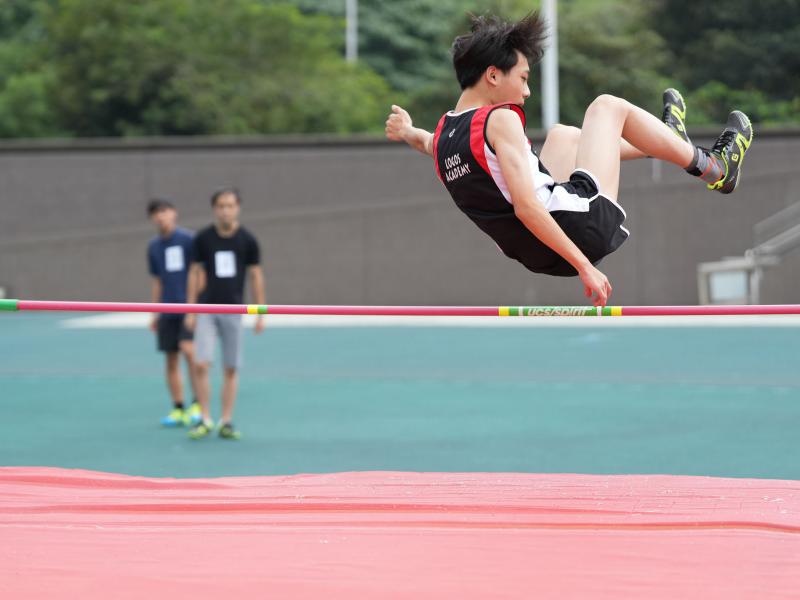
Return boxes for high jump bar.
[2,299,800,317]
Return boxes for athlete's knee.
[166,352,180,370]
[547,123,580,144]
[194,362,210,375]
[586,94,628,117]
[179,341,194,360]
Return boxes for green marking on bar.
[509,307,520,316]
[602,307,611,316]
[0,299,19,312]
[518,306,598,317]
[258,305,268,314]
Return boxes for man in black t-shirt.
[185,188,265,440]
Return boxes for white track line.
[59,313,800,329]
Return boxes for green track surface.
[1,314,798,479]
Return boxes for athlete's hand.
[579,265,612,307]
[385,105,412,142]
[184,314,196,332]
[254,315,265,335]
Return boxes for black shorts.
[542,169,630,276]
[156,316,193,353]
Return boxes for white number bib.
[214,251,237,278]
[164,245,185,273]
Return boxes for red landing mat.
[1,468,798,599]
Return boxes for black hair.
[210,187,242,206]
[146,197,175,216]
[451,12,547,91]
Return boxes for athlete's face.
[213,193,240,230]
[489,51,531,105]
[151,207,177,236]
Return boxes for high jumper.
[385,12,753,306]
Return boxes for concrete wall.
[1,131,798,306]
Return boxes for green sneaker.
[662,88,690,144]
[218,423,241,440]
[184,403,202,427]
[188,419,214,439]
[160,407,185,428]
[707,110,753,194]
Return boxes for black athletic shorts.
[542,169,630,276]
[156,315,193,353]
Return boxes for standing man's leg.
[157,317,186,427]
[218,314,244,440]
[188,313,216,438]
[178,322,201,426]
[220,367,239,426]
[165,352,184,407]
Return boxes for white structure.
[698,201,800,304]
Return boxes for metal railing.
[698,200,800,304]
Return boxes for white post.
[541,0,559,130]
[346,0,358,63]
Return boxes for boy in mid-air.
[385,13,753,306]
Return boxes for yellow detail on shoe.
[736,132,751,152]
[183,403,202,426]
[670,104,686,121]
[188,421,214,439]
[168,408,183,419]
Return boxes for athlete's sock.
[174,401,184,409]
[685,146,724,185]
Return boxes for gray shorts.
[194,313,243,369]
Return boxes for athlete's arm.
[247,265,266,334]
[488,109,612,306]
[385,105,433,156]
[183,263,205,331]
[149,277,161,332]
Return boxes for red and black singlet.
[433,104,583,276]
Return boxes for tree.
[650,0,800,124]
[0,0,394,137]
[555,0,672,128]
[0,1,62,137]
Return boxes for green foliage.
[0,0,392,137]
[0,0,797,138]
[687,81,800,126]
[546,0,671,128]
[650,0,800,123]
[287,0,470,129]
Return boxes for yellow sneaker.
[160,407,185,428]
[188,420,214,440]
[184,403,202,426]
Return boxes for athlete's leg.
[540,124,647,183]
[194,362,212,422]
[575,94,694,200]
[165,351,183,406]
[179,339,199,403]
[220,367,239,425]
[192,314,216,423]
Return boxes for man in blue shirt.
[147,198,201,427]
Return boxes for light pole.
[541,0,559,130]
[346,0,358,62]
